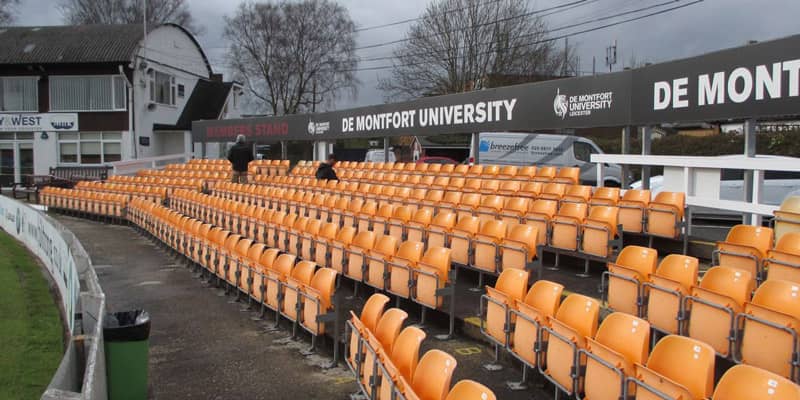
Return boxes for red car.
[416,156,459,164]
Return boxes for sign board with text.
[193,34,800,142]
[0,113,78,132]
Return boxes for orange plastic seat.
[737,279,800,380]
[766,232,800,283]
[685,266,755,357]
[644,254,699,335]
[631,335,715,400]
[618,189,651,233]
[604,246,658,316]
[712,364,800,400]
[715,224,774,280]
[541,294,600,395]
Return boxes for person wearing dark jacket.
[315,154,339,181]
[227,134,254,183]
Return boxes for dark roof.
[154,80,233,131]
[0,24,145,65]
[415,134,471,149]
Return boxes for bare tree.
[0,0,18,25]
[59,0,199,33]
[378,0,573,100]
[224,0,358,116]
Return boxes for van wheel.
[604,180,621,188]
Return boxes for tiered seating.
[40,187,128,219]
[127,197,342,356]
[347,293,496,400]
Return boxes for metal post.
[621,126,632,188]
[281,140,288,160]
[743,119,756,224]
[471,132,480,164]
[641,126,652,190]
[201,141,206,158]
[383,137,389,162]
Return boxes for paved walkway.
[58,216,358,400]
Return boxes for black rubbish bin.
[103,310,151,400]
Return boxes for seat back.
[494,268,529,303]
[390,326,427,381]
[612,245,658,279]
[767,232,800,283]
[360,293,390,332]
[444,380,496,400]
[411,350,458,400]
[375,308,409,354]
[554,293,600,339]
[638,335,715,400]
[593,312,650,367]
[697,265,755,307]
[721,224,774,258]
[591,187,621,205]
[712,364,800,400]
[290,260,317,286]
[741,279,800,378]
[352,230,377,251]
[259,248,281,270]
[395,241,425,264]
[655,254,699,290]
[272,254,297,278]
[556,201,588,220]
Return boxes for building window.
[149,70,176,105]
[49,75,127,112]
[0,77,38,112]
[177,84,185,98]
[58,131,122,164]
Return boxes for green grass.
[0,231,63,400]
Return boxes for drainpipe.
[118,65,136,160]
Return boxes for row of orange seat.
[169,189,460,337]
[245,176,687,244]
[347,293,496,400]
[481,268,800,399]
[40,187,128,218]
[164,162,231,172]
[187,158,230,165]
[127,197,340,350]
[249,159,291,176]
[136,169,231,179]
[290,160,580,183]
[79,180,182,197]
[604,243,800,382]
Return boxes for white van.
[470,132,625,186]
[364,148,397,163]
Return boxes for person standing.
[227,134,254,183]
[315,154,339,181]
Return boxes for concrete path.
[58,216,357,400]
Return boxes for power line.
[355,0,594,51]
[341,0,703,73]
[355,0,689,65]
[354,0,505,33]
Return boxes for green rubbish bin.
[104,310,151,400]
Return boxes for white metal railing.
[592,153,800,226]
[108,153,191,176]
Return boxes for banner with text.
[193,34,800,142]
[0,197,80,333]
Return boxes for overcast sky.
[13,0,800,112]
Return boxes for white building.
[0,23,240,185]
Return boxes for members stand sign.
[0,197,80,333]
